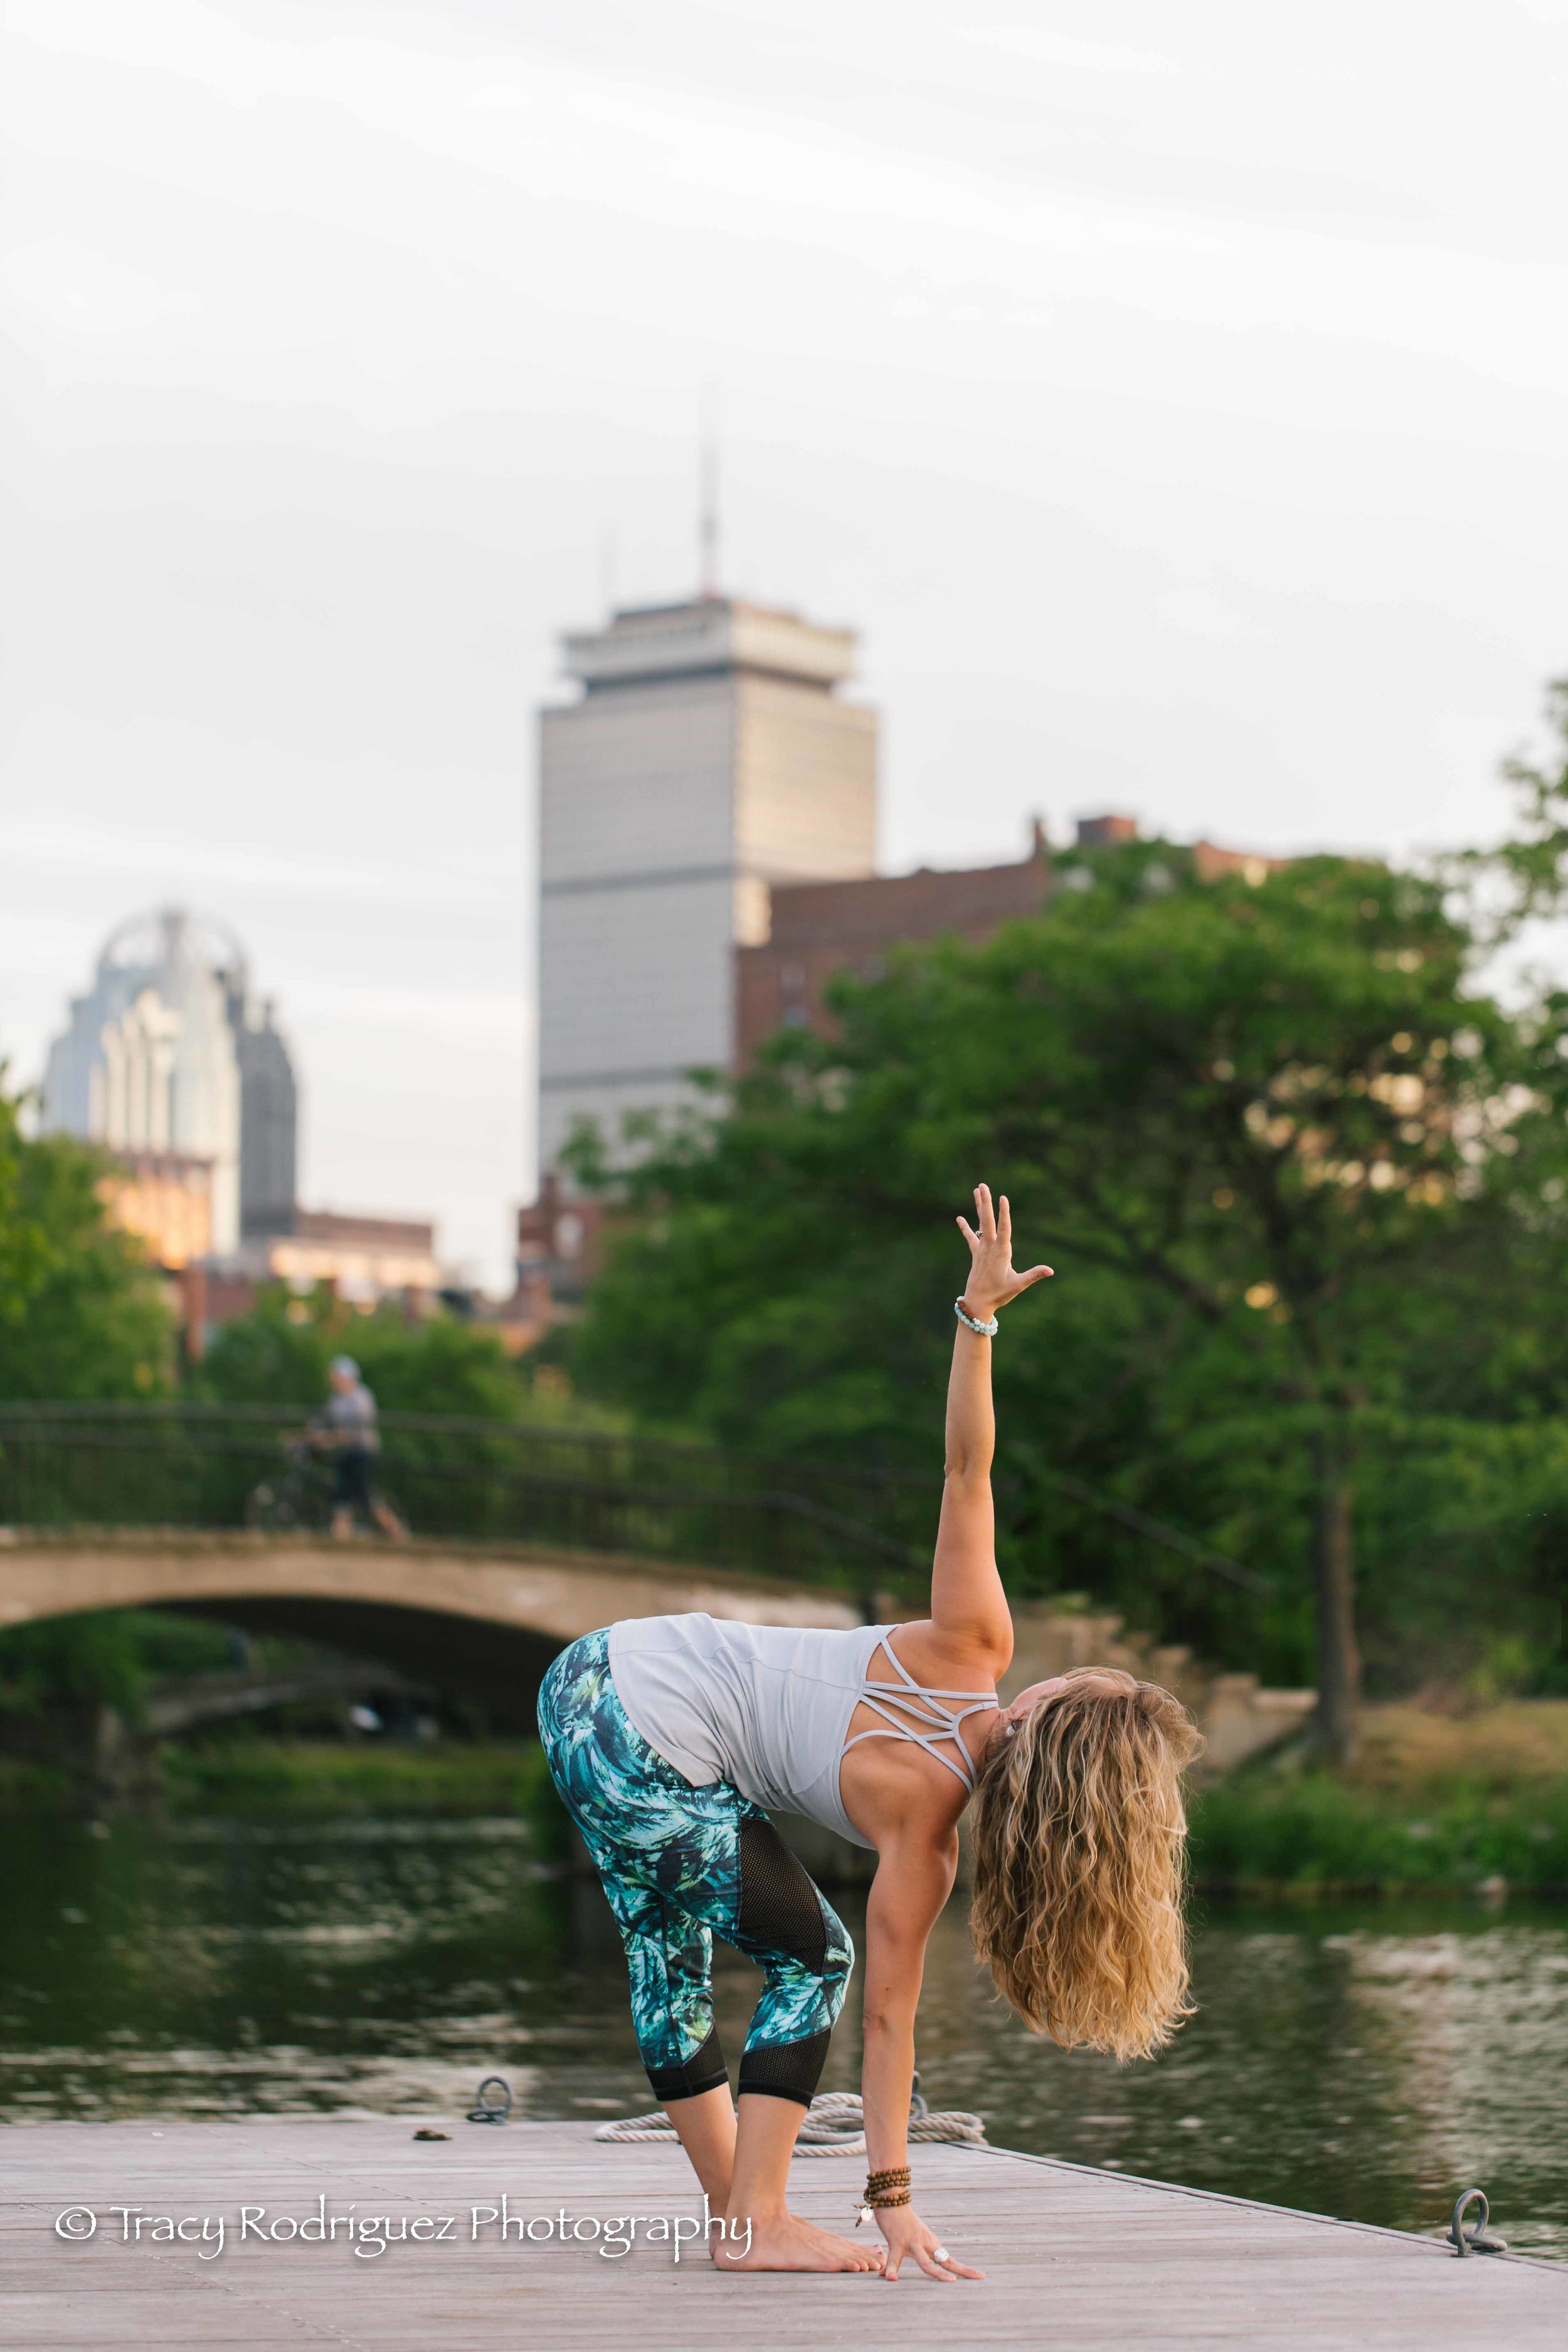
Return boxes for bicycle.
[244,1434,332,1533]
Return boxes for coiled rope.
[595,2089,986,2157]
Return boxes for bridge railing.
[0,1405,935,1598]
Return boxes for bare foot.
[713,2212,884,2273]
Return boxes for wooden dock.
[1,2117,1561,2349]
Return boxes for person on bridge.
[314,1356,407,1544]
[538,1185,1200,2281]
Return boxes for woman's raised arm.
[929,1185,1051,1660]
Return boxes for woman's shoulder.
[878,1618,1006,1691]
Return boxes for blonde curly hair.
[969,1667,1201,2061]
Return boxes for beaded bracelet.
[856,2164,913,2223]
[856,2192,912,2223]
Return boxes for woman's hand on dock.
[875,2202,983,2283]
[956,1184,1052,1321]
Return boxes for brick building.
[734,815,1282,1066]
[195,1209,445,1347]
[735,827,1051,1064]
[515,1168,605,1308]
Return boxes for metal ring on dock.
[466,2076,513,2125]
[1448,2187,1507,2257]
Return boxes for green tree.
[194,1286,527,1420]
[569,843,1568,1761]
[191,1285,336,1408]
[0,1613,144,1717]
[0,1083,171,1401]
[352,1313,527,1422]
[0,1082,174,1708]
[193,1288,627,1539]
[937,852,1567,1761]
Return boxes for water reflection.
[1,1814,1563,2258]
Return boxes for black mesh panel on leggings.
[737,2026,831,2106]
[645,2023,728,2104]
[734,1816,834,2106]
[736,1816,829,1968]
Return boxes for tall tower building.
[536,595,877,1180]
[43,909,297,1255]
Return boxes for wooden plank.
[0,2119,1559,2351]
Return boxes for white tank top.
[607,1613,998,1851]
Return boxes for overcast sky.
[4,0,1568,1286]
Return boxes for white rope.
[595,2089,986,2156]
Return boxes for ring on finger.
[933,2246,951,2264]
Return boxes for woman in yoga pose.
[539,1186,1199,2279]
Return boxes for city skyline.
[5,3,1568,1286]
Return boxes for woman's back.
[608,1613,998,1850]
[608,1614,884,1845]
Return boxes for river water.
[2,1812,1564,2259]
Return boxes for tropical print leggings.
[537,1628,854,2107]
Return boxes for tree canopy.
[192,1282,628,1434]
[0,1085,177,1708]
[567,728,1568,1752]
[194,1285,529,1420]
[0,1085,172,1402]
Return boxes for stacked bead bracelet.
[856,2163,912,2223]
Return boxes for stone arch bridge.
[0,1528,1312,1777]
[0,1406,1313,1788]
[0,1528,866,1728]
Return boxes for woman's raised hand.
[956,1184,1052,1319]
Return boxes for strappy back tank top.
[607,1613,998,1851]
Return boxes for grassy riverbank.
[161,1737,563,1823]
[161,1744,1567,1895]
[1190,1698,1568,1896]
[1189,1774,1568,1895]
[159,1738,1568,1895]
[6,1699,1567,1897]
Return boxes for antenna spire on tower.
[699,384,720,598]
